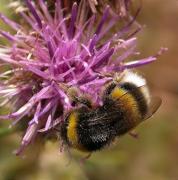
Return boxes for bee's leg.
[53,127,60,131]
[129,131,139,139]
[65,146,73,167]
[80,153,92,165]
[59,140,65,153]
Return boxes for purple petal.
[95,6,110,35]
[0,13,21,31]
[25,0,42,29]
[92,48,114,69]
[15,123,39,155]
[115,57,157,71]
[68,3,78,39]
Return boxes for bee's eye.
[71,101,77,107]
[71,97,92,108]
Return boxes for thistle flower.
[0,0,165,155]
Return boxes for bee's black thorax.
[76,108,116,151]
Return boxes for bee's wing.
[143,96,162,120]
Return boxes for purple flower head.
[0,0,166,155]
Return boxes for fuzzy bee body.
[60,71,161,152]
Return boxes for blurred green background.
[0,0,178,180]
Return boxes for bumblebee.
[60,71,161,152]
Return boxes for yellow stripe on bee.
[111,87,141,123]
[67,112,78,147]
[67,112,88,152]
[111,87,126,100]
